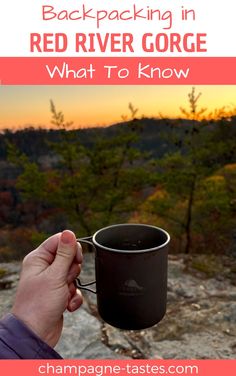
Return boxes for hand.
[12,230,83,348]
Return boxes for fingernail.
[61,230,75,244]
[76,242,83,263]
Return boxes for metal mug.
[76,223,170,330]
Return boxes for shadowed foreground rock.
[0,255,236,359]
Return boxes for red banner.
[0,360,236,376]
[0,57,235,85]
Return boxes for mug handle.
[75,237,97,294]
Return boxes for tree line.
[0,89,236,261]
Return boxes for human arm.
[0,230,83,359]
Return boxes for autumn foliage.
[0,91,236,266]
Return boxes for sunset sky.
[1,86,236,130]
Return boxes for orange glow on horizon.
[0,86,236,130]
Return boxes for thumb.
[51,230,77,279]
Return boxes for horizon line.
[1,113,235,133]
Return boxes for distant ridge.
[1,117,235,161]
